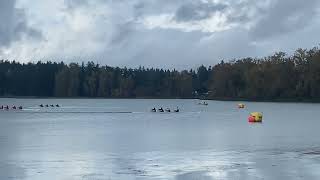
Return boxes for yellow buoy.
[249,112,263,122]
[238,103,245,109]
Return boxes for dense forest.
[1,47,320,101]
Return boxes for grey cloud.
[51,0,320,68]
[175,1,227,22]
[225,1,255,24]
[131,0,184,19]
[101,27,263,70]
[2,0,320,69]
[65,0,88,9]
[111,22,137,45]
[227,13,251,24]
[0,0,42,47]
[101,28,207,69]
[250,0,320,39]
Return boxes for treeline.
[1,47,320,101]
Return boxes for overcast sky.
[0,0,320,69]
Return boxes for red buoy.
[248,115,255,122]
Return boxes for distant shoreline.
[2,47,320,103]
[206,97,320,103]
[1,96,320,103]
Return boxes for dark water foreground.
[0,99,320,180]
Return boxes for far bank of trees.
[1,47,320,101]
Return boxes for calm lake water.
[0,98,320,180]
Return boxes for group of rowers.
[198,101,208,106]
[39,104,60,108]
[151,107,179,113]
[0,105,23,110]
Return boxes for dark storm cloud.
[0,0,42,47]
[250,0,320,39]
[174,1,227,22]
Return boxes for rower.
[0,105,3,109]
[174,107,180,112]
[18,106,23,110]
[12,106,16,109]
[158,107,164,112]
[56,104,60,107]
[151,108,156,112]
[45,104,49,107]
[50,104,54,107]
[5,105,9,110]
[165,108,171,112]
[40,104,44,107]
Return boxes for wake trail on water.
[14,111,133,114]
[2,105,202,115]
[3,109,201,114]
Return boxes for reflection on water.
[0,99,320,179]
